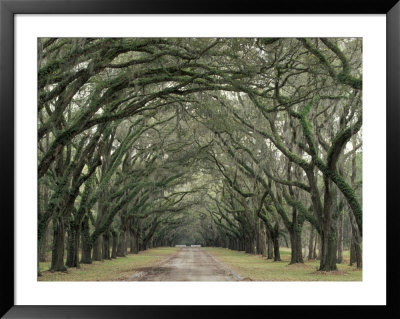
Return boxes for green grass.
[38,247,179,281]
[205,247,362,281]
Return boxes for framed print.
[1,0,399,318]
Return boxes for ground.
[38,246,362,281]
[205,247,362,281]
[134,247,240,281]
[38,247,179,281]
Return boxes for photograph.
[2,1,398,316]
[37,37,363,282]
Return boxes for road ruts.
[135,247,240,281]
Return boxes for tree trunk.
[111,231,118,258]
[259,223,267,257]
[272,235,281,261]
[66,223,80,268]
[92,236,103,261]
[37,243,41,276]
[244,236,250,254]
[354,241,362,269]
[50,217,67,272]
[319,223,338,271]
[304,243,309,260]
[349,212,362,269]
[266,229,274,259]
[337,212,344,264]
[249,235,257,254]
[350,238,356,266]
[39,221,50,262]
[289,225,304,264]
[130,230,138,253]
[255,221,260,254]
[308,227,315,260]
[38,181,50,271]
[102,230,111,260]
[93,198,107,261]
[317,234,322,260]
[80,216,92,264]
[116,231,126,257]
[124,230,129,254]
[267,238,274,259]
[131,231,139,254]
[319,179,338,271]
[312,236,317,259]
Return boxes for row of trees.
[38,37,362,274]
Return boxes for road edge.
[127,248,182,281]
[203,248,243,281]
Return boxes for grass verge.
[204,247,362,281]
[38,247,179,281]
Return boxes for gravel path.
[133,247,241,281]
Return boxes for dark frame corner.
[1,0,399,318]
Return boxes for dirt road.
[133,247,241,281]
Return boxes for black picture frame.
[1,0,399,318]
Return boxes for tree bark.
[116,230,126,257]
[80,215,92,264]
[312,236,317,259]
[308,226,315,260]
[259,223,267,257]
[272,235,281,261]
[124,230,130,254]
[289,223,304,264]
[317,234,322,260]
[102,230,111,260]
[267,238,274,259]
[248,235,257,254]
[319,223,338,271]
[304,242,309,260]
[349,212,362,269]
[337,212,344,264]
[39,221,50,262]
[92,236,103,261]
[66,223,80,268]
[130,230,138,253]
[265,228,274,259]
[319,180,338,271]
[50,217,67,272]
[130,231,139,254]
[111,230,118,258]
[350,237,356,266]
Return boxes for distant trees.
[38,37,362,274]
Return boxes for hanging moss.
[336,71,362,90]
[330,171,362,234]
[38,59,63,79]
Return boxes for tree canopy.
[38,37,362,273]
